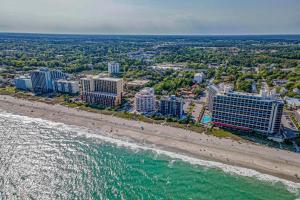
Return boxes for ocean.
[0,110,299,200]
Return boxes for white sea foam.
[1,110,300,196]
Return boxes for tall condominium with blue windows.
[30,68,68,94]
[210,85,284,135]
[159,95,184,119]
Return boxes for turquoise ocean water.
[0,111,299,200]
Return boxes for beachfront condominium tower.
[30,68,53,94]
[134,87,156,114]
[108,62,120,74]
[210,85,284,135]
[30,68,68,94]
[81,76,123,107]
[159,95,184,119]
[208,85,219,112]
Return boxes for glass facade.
[159,96,184,119]
[212,92,283,135]
[30,68,68,94]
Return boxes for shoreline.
[1,95,300,184]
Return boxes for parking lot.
[281,113,298,131]
[183,100,204,121]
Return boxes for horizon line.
[0,31,300,37]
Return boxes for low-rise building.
[52,80,79,94]
[159,95,184,118]
[126,80,150,90]
[193,73,205,83]
[293,88,300,95]
[135,87,156,114]
[14,75,32,91]
[285,97,300,109]
[273,79,288,86]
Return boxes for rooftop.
[210,84,283,102]
[126,80,150,86]
[285,97,300,106]
[223,91,283,102]
[161,95,183,102]
[15,75,31,80]
[108,62,119,65]
[136,87,155,96]
[194,72,204,76]
[96,77,122,81]
[56,79,78,84]
[81,76,122,82]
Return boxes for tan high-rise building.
[81,76,95,92]
[80,76,123,107]
[93,77,123,95]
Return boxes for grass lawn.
[208,128,242,141]
[0,86,17,95]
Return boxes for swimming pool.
[201,115,212,124]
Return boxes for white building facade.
[135,88,156,114]
[53,80,79,94]
[193,73,205,83]
[108,62,120,74]
[210,86,284,135]
[14,75,32,91]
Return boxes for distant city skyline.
[1,0,300,35]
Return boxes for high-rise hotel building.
[159,95,184,119]
[81,76,123,107]
[135,88,156,114]
[209,85,284,135]
[29,68,67,94]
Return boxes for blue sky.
[0,0,299,34]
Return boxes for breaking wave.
[0,110,299,196]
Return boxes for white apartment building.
[193,73,205,83]
[14,75,32,91]
[108,62,120,74]
[53,79,79,94]
[135,87,156,114]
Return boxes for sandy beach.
[1,95,300,183]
